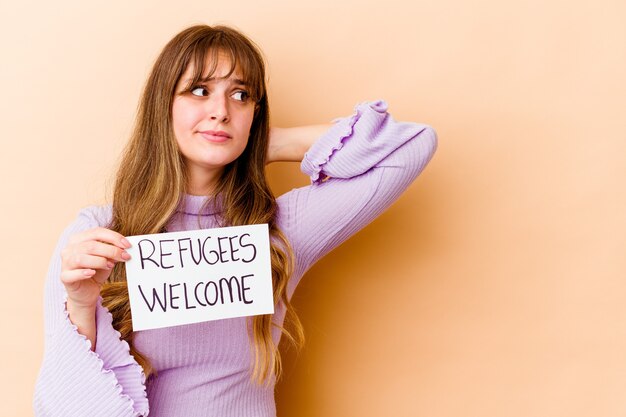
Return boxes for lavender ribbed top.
[34,100,438,416]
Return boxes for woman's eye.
[232,90,249,102]
[190,86,209,97]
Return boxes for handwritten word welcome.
[139,274,254,312]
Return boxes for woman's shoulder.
[75,203,113,228]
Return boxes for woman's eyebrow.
[182,77,248,86]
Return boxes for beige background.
[1,0,625,416]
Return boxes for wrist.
[66,299,97,350]
[66,295,98,312]
[267,127,285,164]
[66,298,96,324]
[268,124,333,163]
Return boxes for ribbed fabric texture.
[33,99,438,417]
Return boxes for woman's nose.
[207,95,229,122]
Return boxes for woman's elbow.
[405,125,438,180]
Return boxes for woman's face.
[172,51,256,192]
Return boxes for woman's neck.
[185,164,223,196]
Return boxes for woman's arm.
[65,302,97,351]
[34,207,148,417]
[62,227,131,351]
[274,100,438,298]
[267,124,334,164]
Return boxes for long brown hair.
[100,24,304,384]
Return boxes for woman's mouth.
[199,130,231,143]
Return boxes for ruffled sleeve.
[277,100,438,297]
[33,206,149,417]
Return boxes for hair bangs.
[182,30,265,103]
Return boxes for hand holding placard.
[124,224,273,331]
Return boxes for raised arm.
[267,124,334,164]
[275,100,438,298]
[34,207,149,417]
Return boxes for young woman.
[34,24,437,417]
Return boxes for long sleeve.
[277,100,438,297]
[33,207,149,417]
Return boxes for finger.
[78,240,131,263]
[71,227,131,249]
[65,252,115,271]
[61,268,96,285]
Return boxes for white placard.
[124,224,273,331]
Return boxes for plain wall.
[1,0,625,416]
